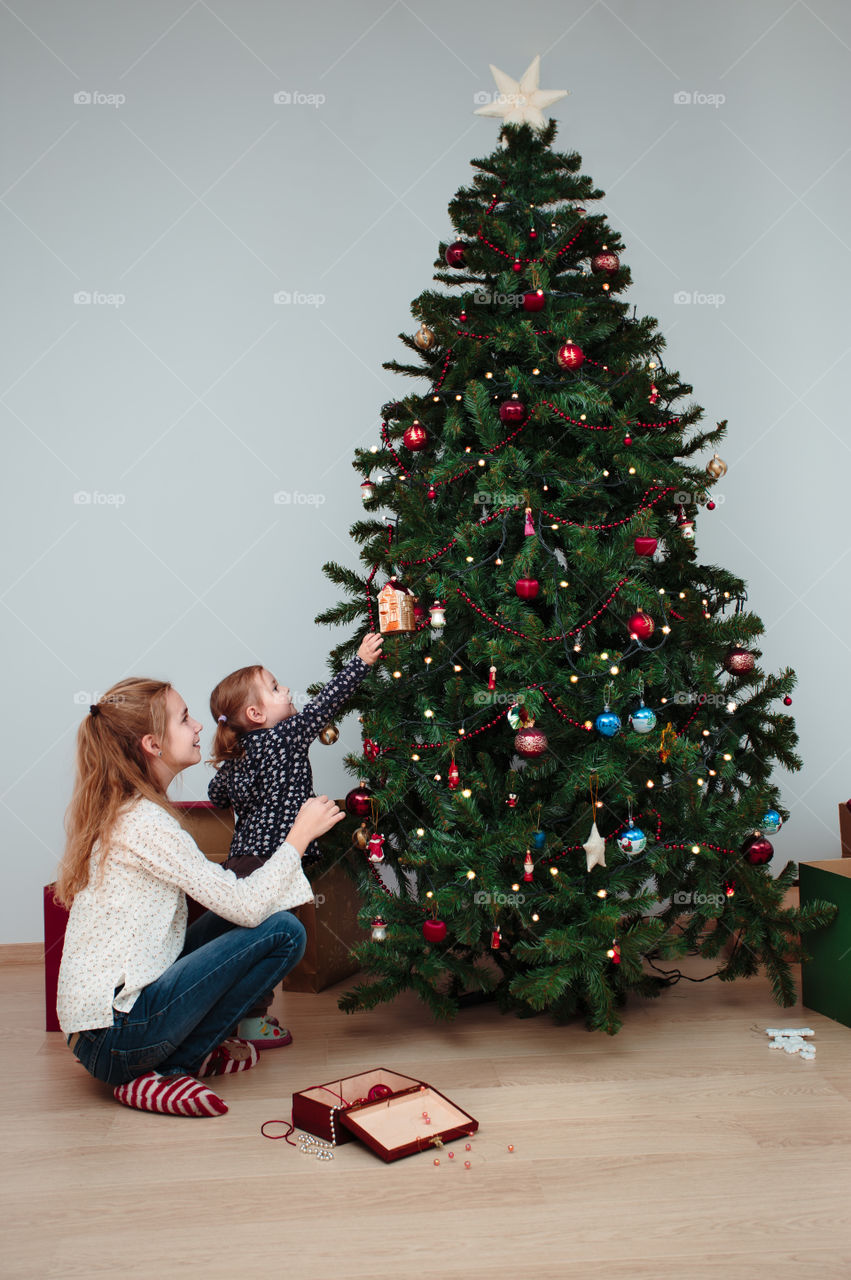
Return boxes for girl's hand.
[357,633,384,666]
[286,795,345,856]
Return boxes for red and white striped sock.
[113,1071,228,1117]
[197,1037,260,1078]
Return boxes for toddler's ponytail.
[209,664,264,766]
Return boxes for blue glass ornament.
[761,809,783,835]
[617,826,647,855]
[595,710,621,738]
[532,830,546,850]
[630,705,657,734]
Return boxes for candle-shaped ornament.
[488,665,497,691]
[429,601,446,629]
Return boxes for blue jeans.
[68,909,306,1086]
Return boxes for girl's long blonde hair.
[55,677,174,907]
[208,665,263,766]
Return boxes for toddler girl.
[208,633,382,1046]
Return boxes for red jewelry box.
[292,1068,478,1163]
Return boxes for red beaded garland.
[456,579,630,643]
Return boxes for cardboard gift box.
[281,858,362,993]
[837,803,851,858]
[292,1068,479,1162]
[800,858,851,1029]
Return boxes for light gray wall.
[3,0,849,942]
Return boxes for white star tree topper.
[474,55,568,131]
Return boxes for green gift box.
[800,859,851,1029]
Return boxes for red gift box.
[292,1068,479,1162]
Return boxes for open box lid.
[338,1084,478,1163]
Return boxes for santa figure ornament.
[367,833,385,864]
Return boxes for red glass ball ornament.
[514,726,549,759]
[522,290,546,312]
[742,833,774,866]
[515,578,539,600]
[724,646,755,675]
[427,485,436,500]
[624,435,633,446]
[345,785,373,817]
[707,501,716,510]
[634,535,658,557]
[445,241,466,268]
[783,695,793,706]
[556,341,585,370]
[628,611,655,641]
[498,397,526,424]
[422,918,447,943]
[413,604,426,623]
[591,250,620,274]
[512,259,522,273]
[403,422,428,451]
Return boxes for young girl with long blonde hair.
[55,676,344,1117]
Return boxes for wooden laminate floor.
[3,952,851,1280]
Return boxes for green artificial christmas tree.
[315,58,835,1033]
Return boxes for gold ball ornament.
[352,822,370,851]
[413,323,436,352]
[318,724,339,745]
[706,453,728,479]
